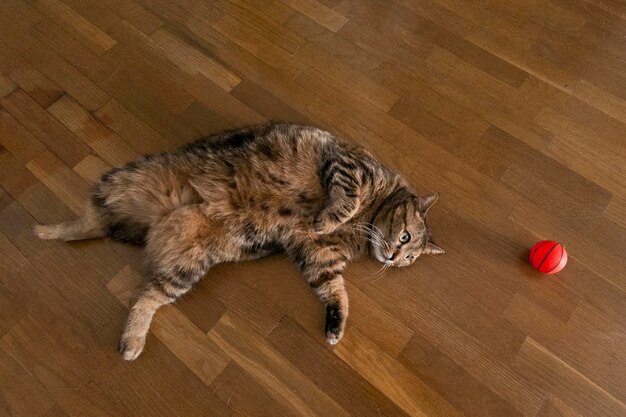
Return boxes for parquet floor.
[1,0,625,416]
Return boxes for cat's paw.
[324,304,344,346]
[313,215,340,235]
[118,334,146,361]
[34,224,57,240]
[326,329,343,345]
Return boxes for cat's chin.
[372,245,388,264]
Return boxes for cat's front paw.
[326,329,343,345]
[325,304,344,345]
[313,214,341,235]
[118,333,146,361]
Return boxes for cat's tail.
[34,200,106,241]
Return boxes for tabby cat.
[34,122,444,360]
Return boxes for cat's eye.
[399,231,411,243]
[404,254,412,260]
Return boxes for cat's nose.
[387,253,397,261]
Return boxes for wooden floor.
[0,0,625,416]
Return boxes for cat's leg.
[290,237,350,344]
[119,205,217,360]
[314,160,362,234]
[34,201,106,241]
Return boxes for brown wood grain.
[0,0,624,416]
[1,90,91,167]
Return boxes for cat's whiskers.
[370,263,390,283]
[352,223,390,253]
[354,228,386,252]
[350,223,393,282]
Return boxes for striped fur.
[34,122,443,360]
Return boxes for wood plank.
[201,264,286,337]
[6,67,63,108]
[94,98,175,154]
[96,338,232,417]
[371,280,546,416]
[72,154,111,183]
[392,0,476,35]
[504,294,626,401]
[477,125,611,222]
[213,0,305,53]
[0,279,27,337]
[281,0,348,32]
[182,74,265,126]
[0,109,46,163]
[400,333,524,417]
[42,404,69,417]
[295,42,400,112]
[15,181,77,227]
[334,326,464,417]
[2,312,125,417]
[284,12,382,73]
[150,28,241,92]
[25,150,89,214]
[514,337,626,417]
[101,46,196,116]
[58,0,122,34]
[0,339,56,417]
[22,43,109,111]
[174,278,227,334]
[96,59,199,144]
[230,80,311,124]
[110,0,163,35]
[104,20,241,132]
[413,12,528,87]
[536,395,586,417]
[0,89,91,167]
[212,14,306,78]
[605,194,626,230]
[533,107,626,197]
[139,0,225,28]
[47,95,139,166]
[0,72,16,98]
[267,316,412,417]
[209,362,303,417]
[384,75,491,143]
[0,0,42,51]
[215,44,340,135]
[0,146,39,199]
[33,0,117,55]
[30,18,114,83]
[389,97,473,154]
[208,312,350,417]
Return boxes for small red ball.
[530,240,568,274]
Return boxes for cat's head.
[370,190,444,267]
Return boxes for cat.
[34,122,444,361]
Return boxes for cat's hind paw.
[34,224,58,240]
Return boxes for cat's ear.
[423,241,445,255]
[417,192,439,215]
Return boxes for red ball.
[530,240,568,274]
